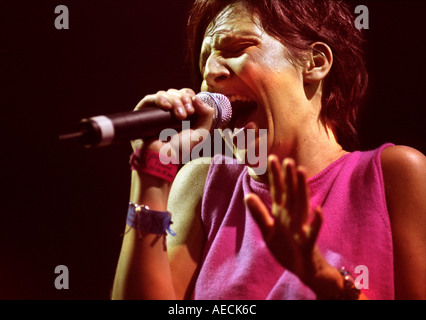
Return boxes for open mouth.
[220,95,261,165]
[225,95,258,131]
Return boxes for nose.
[203,53,231,88]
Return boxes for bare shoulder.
[167,157,211,246]
[381,145,426,299]
[380,145,426,211]
[381,145,426,173]
[168,157,211,215]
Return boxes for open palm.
[245,155,324,283]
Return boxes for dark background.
[0,0,424,299]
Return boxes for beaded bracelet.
[126,202,176,237]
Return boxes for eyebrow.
[207,29,262,41]
[199,30,261,69]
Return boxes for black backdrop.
[1,0,425,299]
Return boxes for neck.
[293,122,347,178]
[249,121,348,183]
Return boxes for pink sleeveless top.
[192,144,395,300]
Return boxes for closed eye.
[223,42,255,57]
[199,33,260,72]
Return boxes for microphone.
[59,92,232,148]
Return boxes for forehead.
[202,3,263,44]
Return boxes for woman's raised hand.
[245,155,326,284]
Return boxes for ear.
[302,42,333,85]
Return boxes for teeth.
[227,95,255,103]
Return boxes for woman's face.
[199,3,311,163]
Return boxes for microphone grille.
[197,92,232,129]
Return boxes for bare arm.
[112,168,176,300]
[167,158,210,299]
[111,158,209,300]
[381,145,426,299]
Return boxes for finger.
[283,158,297,214]
[191,95,215,129]
[245,193,274,240]
[182,88,197,96]
[168,88,196,97]
[169,96,187,120]
[268,155,285,210]
[292,166,310,230]
[167,88,197,115]
[306,206,323,250]
[192,95,214,115]
[142,90,186,120]
[180,88,197,101]
[134,91,173,111]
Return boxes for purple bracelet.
[126,202,176,237]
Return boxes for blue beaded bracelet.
[126,202,176,237]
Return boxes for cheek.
[229,54,253,76]
[262,50,292,71]
[241,51,300,96]
[229,55,267,93]
[257,42,302,86]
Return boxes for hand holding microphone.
[59,89,232,149]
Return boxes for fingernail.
[244,194,251,206]
[177,106,185,116]
[185,103,194,113]
[283,158,291,167]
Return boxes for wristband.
[130,149,179,183]
[126,202,176,237]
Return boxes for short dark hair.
[186,0,368,151]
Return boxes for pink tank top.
[192,144,395,299]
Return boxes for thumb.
[245,193,274,240]
[306,206,323,250]
[192,95,215,131]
